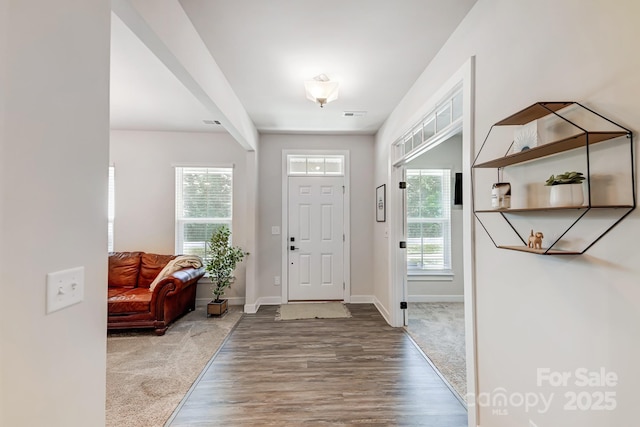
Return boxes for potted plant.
[545,171,586,207]
[205,225,247,317]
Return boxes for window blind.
[175,167,233,261]
[406,169,452,271]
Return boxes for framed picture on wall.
[376,184,386,222]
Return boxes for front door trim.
[281,149,350,304]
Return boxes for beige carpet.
[106,306,243,427]
[406,302,467,399]
[275,302,352,320]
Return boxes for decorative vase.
[207,299,228,317]
[550,183,584,207]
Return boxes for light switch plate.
[271,226,280,235]
[46,267,84,314]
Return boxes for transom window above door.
[392,86,462,166]
[287,155,345,176]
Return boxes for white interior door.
[288,176,344,300]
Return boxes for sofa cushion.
[108,288,129,299]
[108,252,143,288]
[139,253,177,288]
[108,288,152,314]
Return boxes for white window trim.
[406,168,452,274]
[172,162,235,168]
[174,165,234,258]
[407,271,454,281]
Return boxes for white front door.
[288,176,344,301]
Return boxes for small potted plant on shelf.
[545,171,586,207]
[205,225,247,317]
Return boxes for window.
[392,86,462,166]
[108,166,115,252]
[287,155,345,176]
[406,169,451,272]
[175,167,233,261]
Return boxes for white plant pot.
[550,183,584,207]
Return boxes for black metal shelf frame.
[472,102,635,255]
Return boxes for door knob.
[290,245,299,251]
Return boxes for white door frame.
[388,57,477,426]
[281,149,351,304]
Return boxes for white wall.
[257,134,375,305]
[377,0,640,425]
[110,130,249,304]
[0,0,6,416]
[373,126,392,315]
[0,1,110,426]
[406,134,464,300]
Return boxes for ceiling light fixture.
[304,74,339,108]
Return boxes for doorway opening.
[389,58,476,423]
[402,132,467,400]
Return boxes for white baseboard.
[349,295,375,304]
[243,303,258,314]
[258,296,282,306]
[408,295,464,303]
[373,296,392,325]
[244,296,281,314]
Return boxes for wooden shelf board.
[499,245,581,255]
[475,205,633,213]
[588,205,635,209]
[495,102,575,126]
[474,131,628,169]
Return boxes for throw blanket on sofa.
[149,255,203,291]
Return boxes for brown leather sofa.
[107,252,205,335]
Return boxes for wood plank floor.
[167,304,467,427]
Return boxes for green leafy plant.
[545,171,586,186]
[205,225,247,302]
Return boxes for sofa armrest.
[148,267,205,315]
[170,266,206,285]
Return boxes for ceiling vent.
[203,119,221,125]
[342,111,367,117]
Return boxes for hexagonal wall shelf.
[472,102,634,254]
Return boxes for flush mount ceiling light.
[304,74,339,108]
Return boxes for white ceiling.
[110,0,477,135]
[110,13,221,132]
